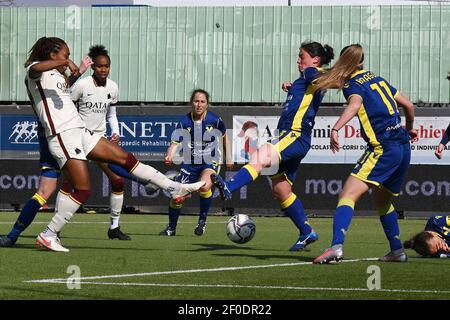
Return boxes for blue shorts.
[269,130,310,184]
[176,163,220,184]
[38,131,60,179]
[351,142,411,195]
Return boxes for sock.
[7,193,46,242]
[108,163,137,182]
[130,162,177,191]
[110,192,124,230]
[168,200,182,229]
[281,193,312,236]
[378,203,403,252]
[331,198,355,246]
[227,164,259,193]
[47,189,90,234]
[198,190,213,223]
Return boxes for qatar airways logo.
[8,121,39,144]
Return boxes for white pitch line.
[24,258,378,283]
[24,281,450,295]
[0,221,226,225]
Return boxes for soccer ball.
[226,214,256,244]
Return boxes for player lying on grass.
[404,215,450,258]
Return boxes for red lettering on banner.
[344,125,355,138]
[417,125,446,139]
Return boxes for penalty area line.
[24,258,378,284]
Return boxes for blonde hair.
[314,44,364,91]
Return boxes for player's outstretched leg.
[210,173,232,200]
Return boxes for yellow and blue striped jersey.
[343,70,410,147]
[425,215,450,246]
[172,111,226,165]
[277,67,325,143]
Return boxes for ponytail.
[314,44,364,91]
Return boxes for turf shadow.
[0,285,123,300]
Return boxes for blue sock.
[108,164,136,182]
[378,204,402,252]
[281,194,312,235]
[331,198,355,246]
[168,200,182,229]
[227,164,259,193]
[7,194,45,243]
[199,190,213,223]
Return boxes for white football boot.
[36,232,70,252]
[169,181,205,204]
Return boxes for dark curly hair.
[88,44,110,63]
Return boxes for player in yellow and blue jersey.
[159,89,233,236]
[211,42,334,251]
[312,44,418,264]
[404,215,450,258]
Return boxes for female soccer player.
[312,44,418,264]
[159,89,233,236]
[70,44,130,240]
[0,55,92,248]
[25,37,204,252]
[404,215,450,258]
[211,42,334,251]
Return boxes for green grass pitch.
[0,212,448,300]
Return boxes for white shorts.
[47,127,102,168]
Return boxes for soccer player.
[404,215,450,258]
[159,89,233,236]
[434,123,449,160]
[211,42,334,251]
[70,45,130,240]
[312,44,418,264]
[0,55,92,248]
[25,37,204,252]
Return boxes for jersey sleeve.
[171,121,184,144]
[26,61,41,81]
[217,117,226,136]
[440,124,450,146]
[106,106,120,136]
[111,82,119,105]
[70,80,83,102]
[425,215,450,231]
[303,67,320,84]
[387,82,398,98]
[343,82,363,101]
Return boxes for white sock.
[47,193,80,233]
[110,192,123,229]
[131,163,178,191]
